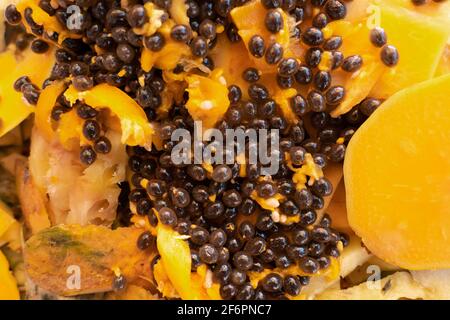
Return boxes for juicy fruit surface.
[345,74,450,270]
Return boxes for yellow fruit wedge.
[345,74,450,270]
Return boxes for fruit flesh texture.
[345,74,450,270]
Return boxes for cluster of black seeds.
[4,0,405,299]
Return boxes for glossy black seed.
[311,195,324,210]
[230,269,247,286]
[70,62,89,77]
[341,55,363,72]
[215,0,232,17]
[302,27,324,46]
[170,187,190,208]
[248,83,269,101]
[290,94,308,116]
[82,120,100,141]
[242,67,260,83]
[192,185,209,203]
[256,181,277,199]
[323,36,342,51]
[14,76,31,92]
[212,164,232,182]
[204,201,225,219]
[189,36,207,57]
[256,212,274,231]
[31,39,49,54]
[324,85,345,105]
[226,23,240,43]
[326,245,341,258]
[307,90,326,112]
[199,19,216,40]
[144,32,165,52]
[159,207,177,226]
[380,45,399,67]
[116,44,136,63]
[265,42,284,65]
[244,237,266,256]
[299,257,320,274]
[214,262,232,284]
[359,98,382,116]
[265,9,284,33]
[220,283,237,299]
[127,5,148,28]
[328,143,346,162]
[190,226,210,245]
[312,12,328,29]
[190,249,202,271]
[93,137,111,154]
[248,35,265,58]
[261,273,283,293]
[309,241,325,257]
[238,221,255,240]
[128,188,146,203]
[324,0,347,20]
[73,76,94,91]
[233,251,253,271]
[304,47,322,68]
[5,5,22,25]
[312,177,333,197]
[317,256,331,269]
[235,283,254,300]
[137,231,154,250]
[262,0,282,8]
[311,227,331,243]
[278,58,299,77]
[283,275,301,296]
[258,99,276,118]
[286,244,308,260]
[112,275,127,291]
[228,85,242,104]
[210,229,227,247]
[332,51,344,69]
[370,27,387,47]
[80,145,97,165]
[176,219,191,235]
[290,124,305,143]
[313,71,331,91]
[267,233,288,252]
[275,254,292,268]
[186,165,206,181]
[300,210,317,226]
[199,244,219,264]
[111,26,128,43]
[171,24,191,42]
[51,63,70,80]
[222,190,242,208]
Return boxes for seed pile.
[5,0,398,299]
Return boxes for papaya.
[0,250,20,300]
[0,46,55,137]
[345,73,450,270]
[370,4,450,98]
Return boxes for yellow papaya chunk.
[370,4,449,98]
[64,84,154,149]
[185,72,229,129]
[230,0,291,72]
[0,251,20,300]
[156,224,206,299]
[0,200,16,238]
[35,81,66,141]
[141,19,192,72]
[0,47,55,137]
[16,0,81,43]
[345,74,450,270]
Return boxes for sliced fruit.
[345,74,450,270]
[0,250,20,300]
[15,158,51,235]
[0,46,55,137]
[370,4,449,98]
[185,71,229,129]
[63,84,154,149]
[25,224,153,296]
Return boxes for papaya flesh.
[345,73,450,270]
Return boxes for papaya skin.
[24,224,155,296]
[345,73,450,270]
